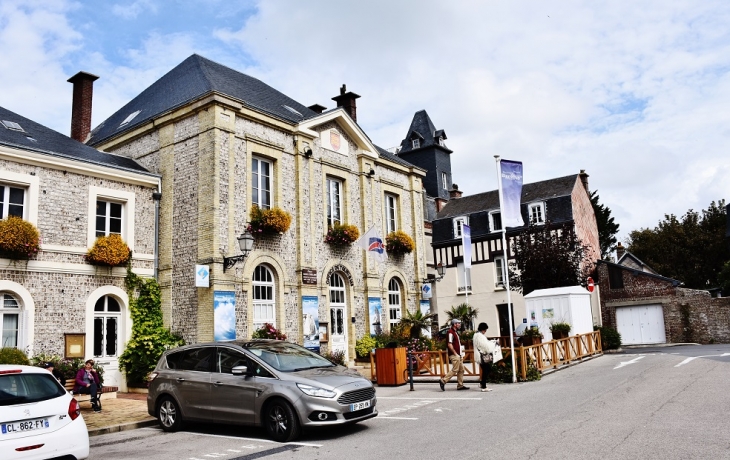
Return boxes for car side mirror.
[231,365,248,376]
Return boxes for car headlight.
[297,383,336,398]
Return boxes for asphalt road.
[89,344,730,460]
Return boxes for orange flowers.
[0,216,40,259]
[86,234,131,266]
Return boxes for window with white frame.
[96,200,123,238]
[494,257,506,287]
[0,184,25,219]
[329,273,346,337]
[388,278,402,323]
[456,262,472,293]
[489,211,502,232]
[253,265,276,329]
[528,202,545,225]
[327,177,343,227]
[1,293,21,348]
[441,172,448,191]
[385,194,398,233]
[412,139,420,149]
[252,157,272,209]
[453,216,468,238]
[438,136,445,147]
[93,296,121,358]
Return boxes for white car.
[0,364,89,460]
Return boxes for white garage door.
[615,304,666,345]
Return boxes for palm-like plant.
[444,303,479,331]
[400,309,436,339]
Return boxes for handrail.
[369,331,603,383]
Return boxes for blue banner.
[214,291,236,341]
[302,296,320,352]
[499,160,525,228]
[369,297,383,336]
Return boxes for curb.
[623,343,700,349]
[88,419,157,437]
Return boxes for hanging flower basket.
[86,234,131,266]
[386,230,415,255]
[247,205,292,235]
[325,223,360,246]
[252,323,287,340]
[0,216,40,259]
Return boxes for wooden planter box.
[521,336,542,346]
[551,331,569,340]
[375,347,407,386]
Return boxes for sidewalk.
[82,392,157,437]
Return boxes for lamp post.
[223,230,254,272]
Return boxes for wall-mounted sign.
[214,291,236,341]
[195,265,210,288]
[302,269,317,285]
[64,333,85,359]
[421,283,432,299]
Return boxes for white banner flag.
[356,226,387,263]
[462,224,472,269]
[499,159,525,228]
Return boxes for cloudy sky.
[1,1,728,243]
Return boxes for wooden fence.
[369,331,602,383]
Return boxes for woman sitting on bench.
[74,359,102,412]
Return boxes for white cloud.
[111,0,157,20]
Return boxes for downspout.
[152,181,162,281]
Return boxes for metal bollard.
[408,351,414,391]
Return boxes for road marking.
[377,416,418,420]
[378,397,482,400]
[614,356,645,369]
[185,432,322,447]
[675,353,730,367]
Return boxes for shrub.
[248,206,292,235]
[86,234,131,266]
[320,349,347,366]
[385,230,415,254]
[596,325,622,350]
[252,323,287,340]
[0,216,40,259]
[355,335,377,358]
[488,353,541,383]
[0,347,30,365]
[523,327,544,339]
[549,322,571,334]
[324,223,360,246]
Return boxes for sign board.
[302,296,320,352]
[587,277,595,293]
[368,297,383,336]
[195,265,210,288]
[421,283,432,299]
[213,291,236,341]
[302,269,317,285]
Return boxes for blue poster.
[214,291,236,341]
[499,159,525,228]
[420,300,431,337]
[369,297,383,336]
[302,296,320,352]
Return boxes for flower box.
[0,216,40,260]
[86,234,131,266]
[385,230,415,255]
[247,206,292,235]
[325,223,359,246]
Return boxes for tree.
[443,303,479,330]
[400,309,436,338]
[626,200,728,289]
[590,190,620,260]
[508,221,592,295]
[719,261,730,296]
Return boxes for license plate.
[1,418,49,435]
[350,400,371,411]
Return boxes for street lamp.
[422,262,445,284]
[223,230,255,272]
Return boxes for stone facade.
[95,95,428,362]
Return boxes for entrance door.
[329,273,348,361]
[615,305,666,345]
[496,303,514,338]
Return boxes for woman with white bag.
[473,322,496,392]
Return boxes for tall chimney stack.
[331,84,360,122]
[68,71,99,143]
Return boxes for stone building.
[429,172,601,335]
[87,55,429,362]
[0,98,159,389]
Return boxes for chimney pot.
[449,184,463,199]
[331,84,361,122]
[616,242,625,261]
[68,71,99,143]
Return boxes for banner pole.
[495,155,518,384]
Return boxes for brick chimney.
[67,71,99,143]
[449,184,463,200]
[579,169,590,193]
[616,242,625,261]
[331,84,360,122]
[308,104,326,114]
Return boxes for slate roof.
[0,106,153,174]
[375,145,417,169]
[617,250,659,275]
[436,174,579,219]
[88,54,319,146]
[397,110,452,154]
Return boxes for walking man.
[440,318,469,391]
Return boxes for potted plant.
[385,230,415,255]
[252,323,287,340]
[521,327,543,346]
[247,205,292,235]
[0,216,40,260]
[549,322,571,340]
[86,234,131,266]
[324,223,359,246]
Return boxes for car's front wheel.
[264,398,300,442]
[157,396,183,432]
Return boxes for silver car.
[147,340,377,442]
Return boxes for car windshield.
[0,372,66,406]
[245,341,335,372]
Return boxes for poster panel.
[302,296,320,352]
[368,297,383,336]
[214,291,236,341]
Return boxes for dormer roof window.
[412,139,420,149]
[1,120,24,132]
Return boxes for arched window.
[388,278,402,324]
[1,293,21,348]
[93,296,121,358]
[329,273,347,358]
[253,265,275,329]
